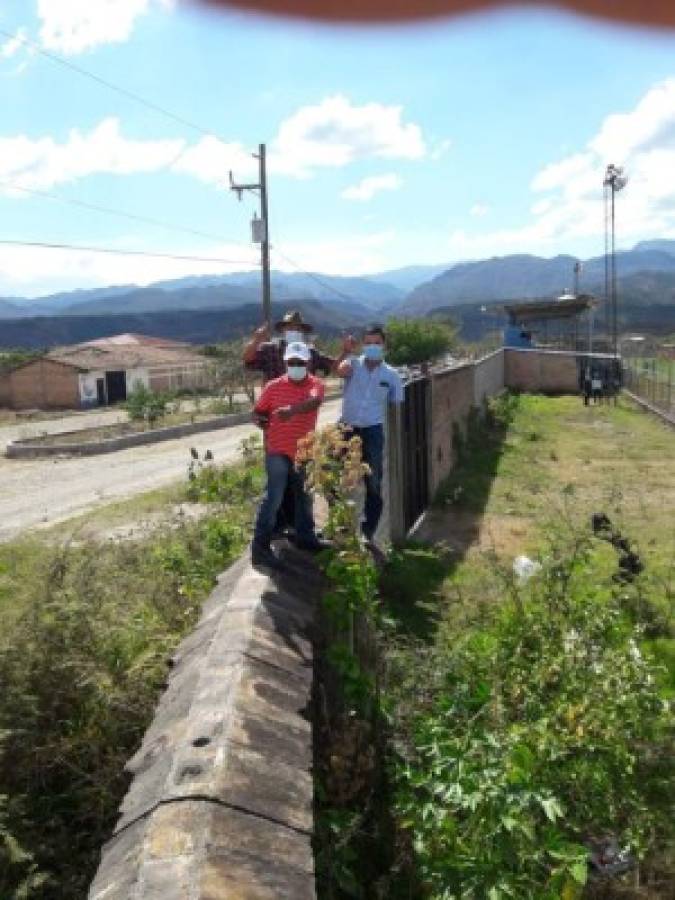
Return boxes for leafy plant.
[124,381,173,424]
[186,436,263,504]
[394,536,674,899]
[0,460,261,898]
[385,317,457,367]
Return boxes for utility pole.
[230,143,271,328]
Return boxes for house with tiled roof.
[0,334,212,410]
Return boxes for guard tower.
[503,293,598,351]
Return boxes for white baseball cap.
[283,341,311,362]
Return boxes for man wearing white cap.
[251,341,328,571]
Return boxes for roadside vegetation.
[385,317,458,366]
[315,394,674,899]
[0,439,263,899]
[0,349,42,373]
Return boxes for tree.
[385,317,457,366]
[201,340,256,409]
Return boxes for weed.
[0,458,261,898]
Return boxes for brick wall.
[428,363,476,495]
[504,348,581,393]
[8,360,80,410]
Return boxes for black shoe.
[251,542,285,572]
[295,537,332,554]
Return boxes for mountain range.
[404,241,675,314]
[1,240,674,348]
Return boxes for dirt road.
[0,400,341,542]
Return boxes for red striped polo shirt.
[254,373,324,460]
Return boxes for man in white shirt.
[337,324,404,543]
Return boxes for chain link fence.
[623,355,675,417]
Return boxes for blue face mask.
[363,344,384,362]
[287,365,307,382]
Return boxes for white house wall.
[78,370,105,407]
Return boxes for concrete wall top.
[89,550,319,900]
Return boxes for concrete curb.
[5,391,343,459]
[88,549,319,900]
[5,412,252,458]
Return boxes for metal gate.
[401,376,430,532]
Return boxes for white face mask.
[287,365,307,382]
[284,330,304,344]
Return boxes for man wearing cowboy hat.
[243,309,339,382]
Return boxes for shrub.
[386,318,457,367]
[0,461,260,897]
[394,537,674,898]
[124,382,172,424]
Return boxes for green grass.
[0,451,263,899]
[378,393,675,899]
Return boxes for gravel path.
[0,400,341,542]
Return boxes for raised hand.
[253,324,271,344]
[342,334,358,354]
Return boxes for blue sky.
[2,0,675,297]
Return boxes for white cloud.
[456,77,675,259]
[0,118,185,191]
[37,0,172,55]
[342,173,402,202]
[271,231,396,276]
[0,239,259,298]
[270,95,426,178]
[1,27,27,58]
[470,203,489,218]
[0,94,426,196]
[172,136,257,187]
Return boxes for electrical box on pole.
[251,214,266,244]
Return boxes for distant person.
[337,324,404,546]
[591,372,603,404]
[251,341,329,571]
[582,366,592,406]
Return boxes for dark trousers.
[352,424,385,539]
[254,454,315,548]
[276,483,296,532]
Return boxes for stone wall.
[89,552,318,900]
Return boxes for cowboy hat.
[274,310,314,333]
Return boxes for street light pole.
[603,163,628,359]
[230,142,272,328]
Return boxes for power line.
[270,244,363,305]
[0,178,252,248]
[0,27,229,145]
[0,238,258,267]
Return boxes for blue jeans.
[353,425,384,538]
[254,454,316,547]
